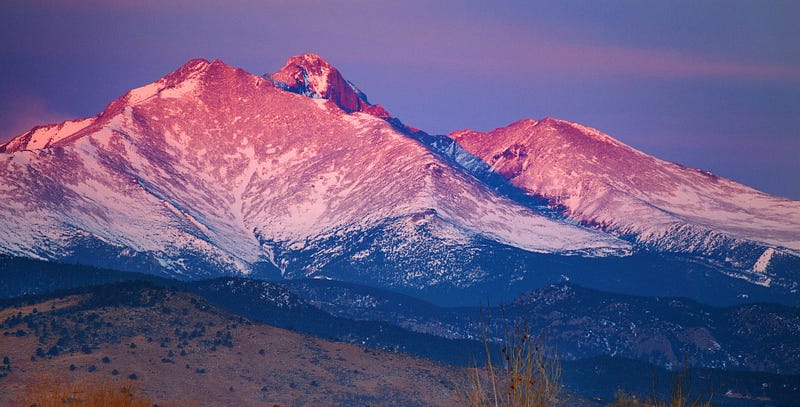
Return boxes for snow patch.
[20,118,94,150]
[753,248,775,273]
[159,78,200,99]
[311,98,328,111]
[128,82,161,105]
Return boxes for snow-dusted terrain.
[0,53,797,299]
[0,55,627,289]
[0,118,95,153]
[450,118,800,288]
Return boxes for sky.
[1,0,799,198]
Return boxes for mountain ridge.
[448,116,800,288]
[0,54,629,295]
[0,53,797,301]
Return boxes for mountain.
[0,55,630,301]
[0,53,798,305]
[449,118,800,289]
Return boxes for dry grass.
[609,370,715,407]
[1,288,458,406]
[461,319,561,407]
[18,376,154,407]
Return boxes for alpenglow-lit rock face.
[0,53,798,301]
[0,55,627,289]
[269,53,390,118]
[450,118,800,288]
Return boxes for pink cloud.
[13,1,798,83]
[532,41,800,81]
[334,14,799,83]
[0,95,71,144]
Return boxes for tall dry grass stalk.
[461,318,561,407]
[18,375,154,407]
[610,369,715,407]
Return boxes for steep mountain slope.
[0,56,626,290]
[449,118,800,289]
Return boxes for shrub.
[460,317,560,407]
[608,370,715,407]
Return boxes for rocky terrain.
[1,54,797,304]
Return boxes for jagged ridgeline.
[0,53,797,307]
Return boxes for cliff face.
[270,53,390,118]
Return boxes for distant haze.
[1,0,798,198]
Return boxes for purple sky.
[2,0,799,198]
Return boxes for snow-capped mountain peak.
[0,59,248,154]
[272,53,333,96]
[1,54,797,300]
[269,53,390,118]
[449,116,800,288]
[123,58,248,107]
[0,56,630,291]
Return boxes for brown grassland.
[0,286,458,406]
[1,284,716,406]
